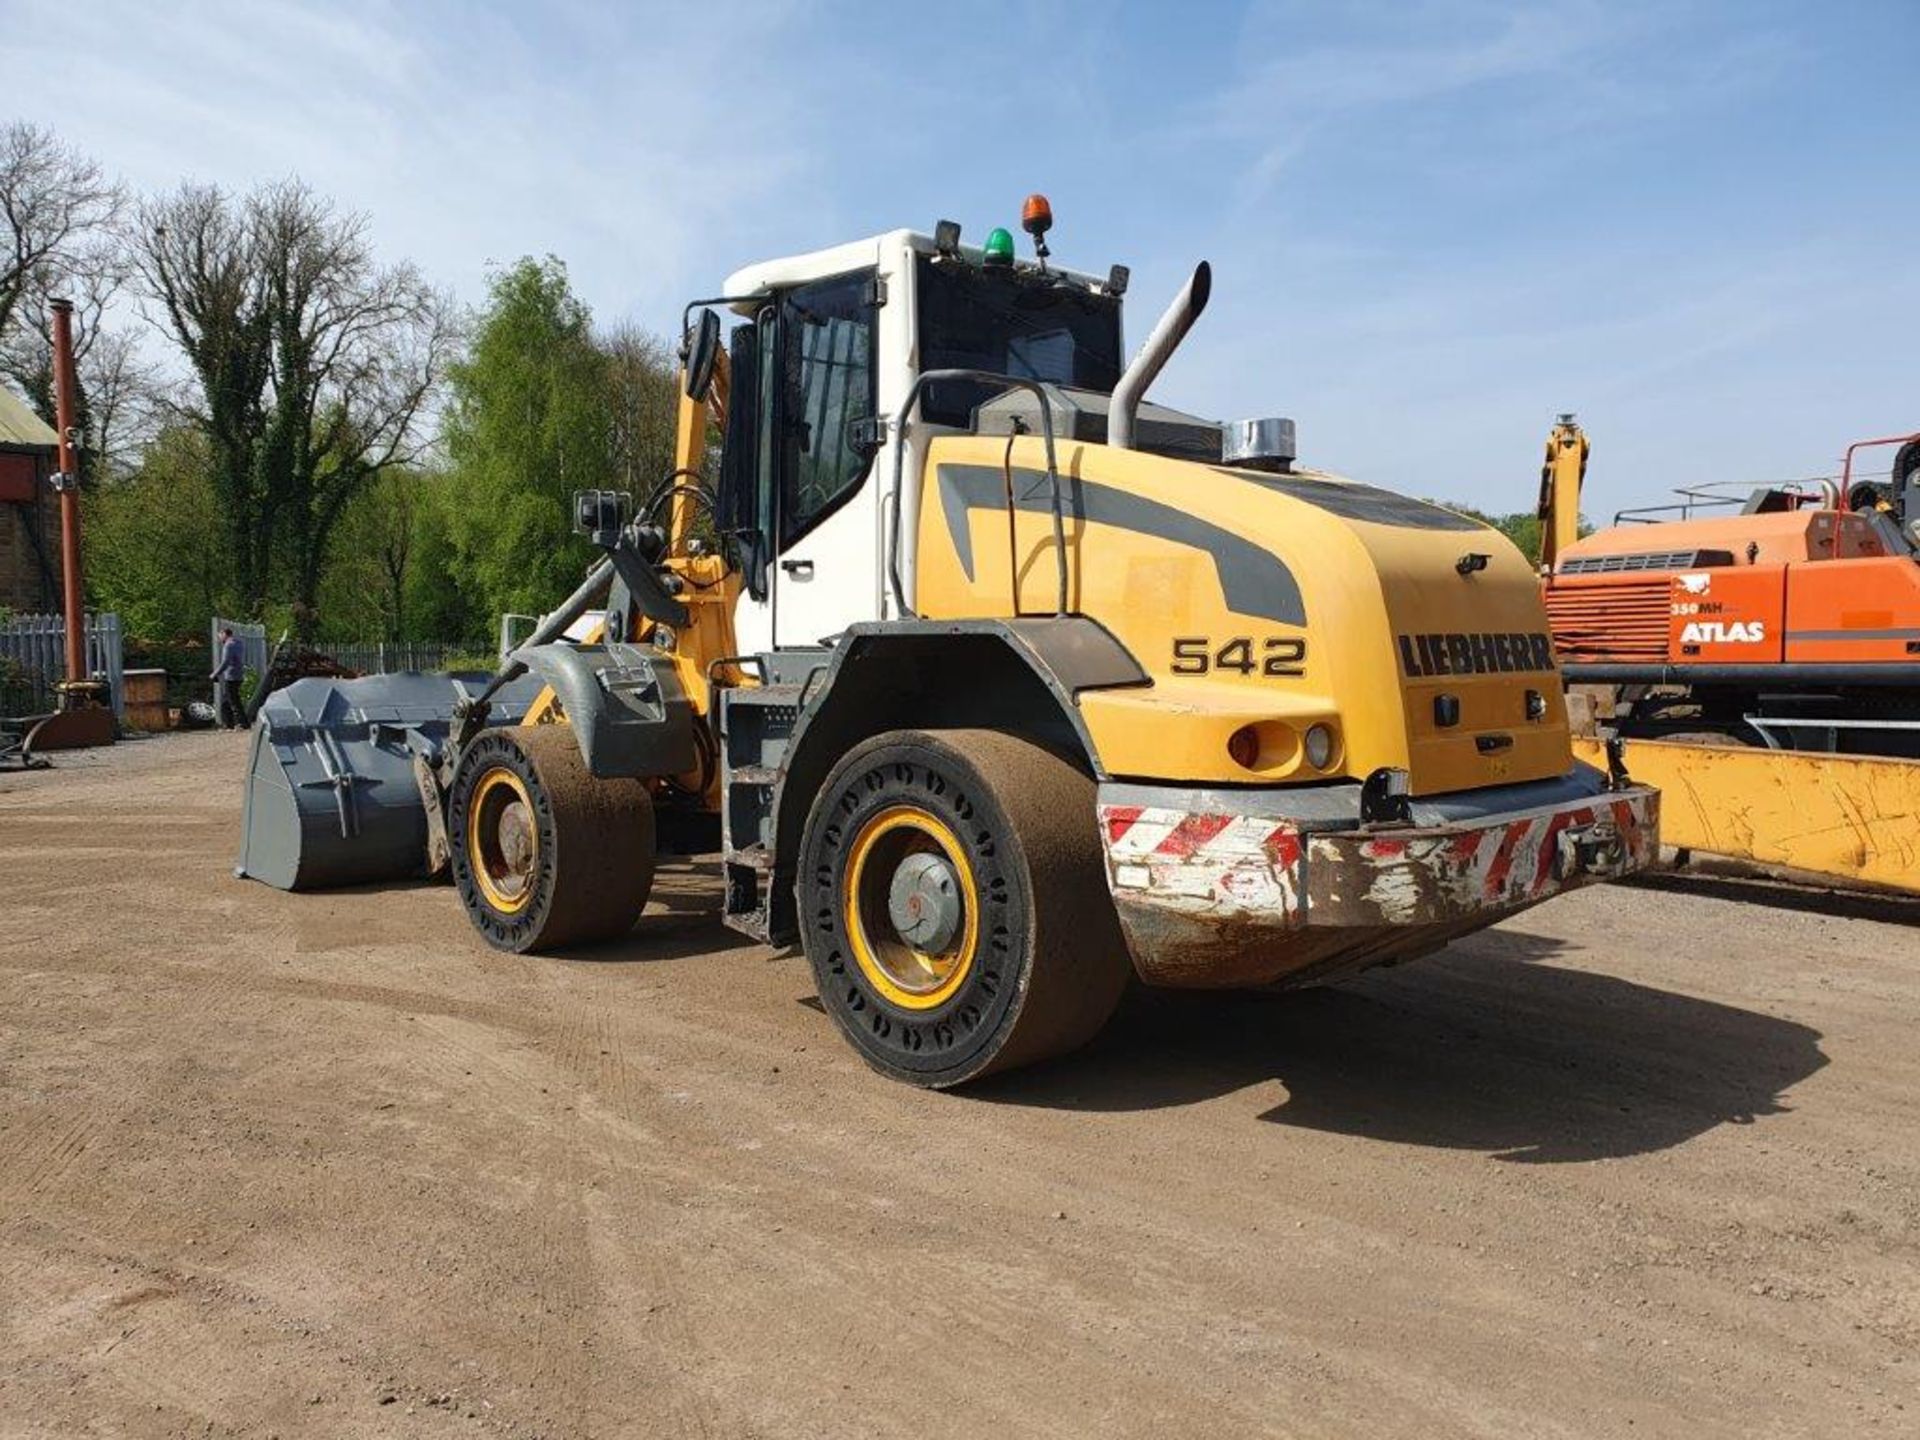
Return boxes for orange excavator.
[1536,417,1920,892]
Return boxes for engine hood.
[912,436,1573,796]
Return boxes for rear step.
[719,683,803,942]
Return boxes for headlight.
[1303,723,1336,770]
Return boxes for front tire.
[448,726,655,952]
[798,729,1130,1088]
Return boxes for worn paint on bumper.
[1099,785,1660,989]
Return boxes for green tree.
[402,473,479,644]
[87,425,232,636]
[1431,501,1585,566]
[442,257,614,620]
[317,467,479,644]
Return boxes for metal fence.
[325,641,454,675]
[0,660,53,718]
[0,612,125,719]
[208,621,456,681]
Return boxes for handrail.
[1612,497,1746,525]
[1611,464,1911,525]
[1840,431,1920,509]
[1614,479,1825,525]
[885,369,1066,619]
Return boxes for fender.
[747,616,1150,942]
[514,641,698,780]
[784,615,1148,778]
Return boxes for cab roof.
[722,228,1108,312]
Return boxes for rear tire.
[449,726,655,952]
[797,729,1130,1088]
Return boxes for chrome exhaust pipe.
[1109,260,1211,451]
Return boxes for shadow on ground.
[562,861,743,964]
[1625,869,1920,927]
[975,926,1827,1163]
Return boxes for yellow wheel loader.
[238,204,1659,1087]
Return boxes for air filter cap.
[1221,417,1296,473]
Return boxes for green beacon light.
[982,226,1015,268]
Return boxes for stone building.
[0,385,61,613]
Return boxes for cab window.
[914,253,1122,427]
[779,270,877,547]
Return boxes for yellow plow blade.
[1574,737,1920,895]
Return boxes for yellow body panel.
[1575,736,1920,893]
[913,435,1573,794]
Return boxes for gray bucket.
[236,671,546,891]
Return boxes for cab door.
[766,266,884,648]
[719,265,887,654]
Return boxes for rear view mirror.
[684,309,722,401]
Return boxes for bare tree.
[601,319,679,493]
[0,238,158,476]
[133,182,273,607]
[134,180,450,629]
[0,122,121,341]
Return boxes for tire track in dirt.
[0,949,534,1034]
[518,970,601,1437]
[0,1108,107,1209]
[3,1215,517,1438]
[574,972,718,1439]
[382,969,610,1432]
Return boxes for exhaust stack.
[1109,261,1211,451]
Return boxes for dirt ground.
[2,731,1917,1439]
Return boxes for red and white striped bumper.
[1097,784,1660,989]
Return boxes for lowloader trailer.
[239,203,1659,1087]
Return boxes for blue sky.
[7,0,1916,515]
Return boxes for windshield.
[915,254,1123,427]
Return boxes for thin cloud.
[2,0,1912,517]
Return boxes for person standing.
[211,627,246,730]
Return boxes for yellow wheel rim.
[467,767,538,915]
[843,805,979,1011]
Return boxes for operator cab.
[706,221,1134,652]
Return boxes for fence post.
[94,612,124,720]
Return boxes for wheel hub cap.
[842,804,979,1010]
[887,850,962,953]
[496,801,534,884]
[469,768,538,914]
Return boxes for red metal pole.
[50,297,86,688]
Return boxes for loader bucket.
[235,671,546,891]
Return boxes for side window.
[756,310,779,556]
[779,270,876,547]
